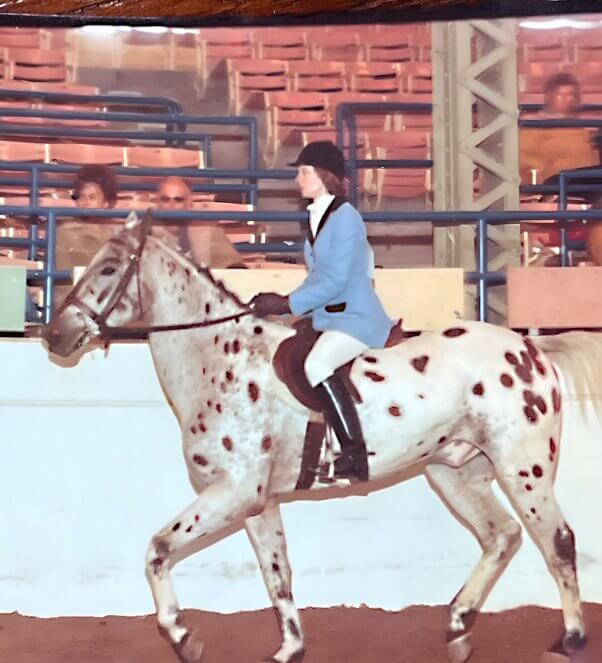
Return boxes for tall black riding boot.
[318,373,369,482]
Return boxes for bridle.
[61,209,253,341]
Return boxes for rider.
[250,141,393,482]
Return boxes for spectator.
[56,165,119,269]
[520,74,597,186]
[155,176,246,268]
[540,73,582,119]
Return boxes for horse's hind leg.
[426,453,523,663]
[145,479,260,663]
[490,438,586,659]
[245,504,305,663]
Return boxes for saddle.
[273,317,405,413]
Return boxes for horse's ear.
[125,208,153,245]
[124,210,141,230]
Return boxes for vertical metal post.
[43,211,56,324]
[335,104,344,151]
[31,165,39,206]
[559,171,568,267]
[248,118,258,210]
[348,112,359,208]
[27,223,38,262]
[203,136,212,168]
[477,217,488,321]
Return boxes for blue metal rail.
[0,109,259,171]
[3,204,602,326]
[0,89,183,115]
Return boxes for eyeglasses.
[159,195,187,203]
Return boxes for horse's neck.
[140,243,293,419]
[141,246,242,326]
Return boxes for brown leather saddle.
[273,317,405,413]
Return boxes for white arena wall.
[1,338,601,619]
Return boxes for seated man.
[155,176,246,268]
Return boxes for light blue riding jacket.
[288,197,393,348]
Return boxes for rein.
[100,309,254,338]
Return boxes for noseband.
[61,210,253,340]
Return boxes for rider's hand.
[250,292,291,317]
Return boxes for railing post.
[477,217,489,322]
[335,104,344,152]
[31,165,39,207]
[559,171,569,267]
[43,211,57,324]
[348,111,359,209]
[248,118,258,208]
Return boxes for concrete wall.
[1,339,601,618]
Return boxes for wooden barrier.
[216,267,465,331]
[508,266,602,329]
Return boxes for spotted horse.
[41,211,588,663]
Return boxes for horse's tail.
[534,331,602,419]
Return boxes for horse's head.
[42,210,152,357]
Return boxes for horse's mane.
[534,331,602,418]
[147,230,247,310]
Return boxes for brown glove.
[250,292,291,317]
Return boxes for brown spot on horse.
[472,382,485,396]
[524,406,538,423]
[364,356,378,364]
[365,371,385,382]
[552,388,561,413]
[262,435,272,451]
[411,356,429,373]
[443,328,467,338]
[233,339,241,354]
[248,382,260,402]
[388,405,402,417]
[222,437,233,451]
[533,465,543,478]
[500,373,514,388]
[193,454,208,466]
[554,526,577,572]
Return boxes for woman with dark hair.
[250,141,393,482]
[56,164,119,269]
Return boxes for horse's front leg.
[245,504,305,663]
[145,478,261,663]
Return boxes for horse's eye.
[101,266,116,276]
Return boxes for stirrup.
[334,452,369,482]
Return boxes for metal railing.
[3,203,602,326]
[0,109,259,170]
[0,89,183,115]
[0,162,260,206]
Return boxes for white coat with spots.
[41,219,587,663]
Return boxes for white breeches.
[304,330,370,387]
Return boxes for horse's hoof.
[447,632,473,663]
[540,631,587,663]
[174,629,204,663]
[564,631,587,653]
